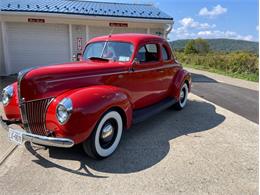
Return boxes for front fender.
[2,82,21,120]
[45,85,132,144]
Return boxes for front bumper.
[0,116,74,148]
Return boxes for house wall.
[0,22,6,75]
[72,24,86,55]
[0,14,171,75]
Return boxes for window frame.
[161,45,171,62]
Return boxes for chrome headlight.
[2,85,14,106]
[56,98,73,124]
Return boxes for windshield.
[83,41,134,62]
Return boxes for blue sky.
[90,0,259,42]
[156,0,259,41]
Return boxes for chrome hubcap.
[101,124,114,141]
[180,85,188,106]
[180,90,185,100]
[99,118,118,149]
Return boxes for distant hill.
[170,39,259,54]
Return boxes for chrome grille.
[17,68,53,136]
[24,98,53,136]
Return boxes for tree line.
[172,38,259,82]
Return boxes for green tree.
[184,40,197,54]
[184,38,210,54]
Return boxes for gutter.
[0,11,173,24]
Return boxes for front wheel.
[83,110,123,159]
[174,83,189,110]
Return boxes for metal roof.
[0,0,173,21]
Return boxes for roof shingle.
[1,0,173,21]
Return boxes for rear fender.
[169,69,191,100]
[46,85,132,144]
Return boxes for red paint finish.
[45,86,132,143]
[3,33,191,144]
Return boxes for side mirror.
[130,58,140,72]
[132,58,140,66]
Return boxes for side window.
[162,46,170,61]
[137,44,159,63]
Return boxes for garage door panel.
[7,22,70,74]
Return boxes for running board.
[132,97,176,124]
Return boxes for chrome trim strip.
[46,63,180,83]
[0,116,74,148]
[133,63,179,73]
[24,97,54,103]
[46,70,129,83]
[44,98,54,132]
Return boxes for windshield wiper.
[88,57,109,62]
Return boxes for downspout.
[165,21,174,40]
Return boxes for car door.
[160,42,180,96]
[127,42,168,109]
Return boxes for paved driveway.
[191,72,259,123]
[0,94,258,195]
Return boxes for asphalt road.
[0,94,258,194]
[191,73,259,124]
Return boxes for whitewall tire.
[174,83,188,110]
[83,110,123,159]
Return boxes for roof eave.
[0,10,173,24]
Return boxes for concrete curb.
[0,144,18,165]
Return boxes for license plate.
[8,129,23,145]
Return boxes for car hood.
[19,60,130,101]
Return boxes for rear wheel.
[83,110,123,159]
[174,83,188,110]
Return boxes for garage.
[6,22,70,74]
[0,0,173,75]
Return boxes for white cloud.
[170,27,197,40]
[257,25,259,31]
[179,17,216,30]
[197,30,253,41]
[199,5,227,17]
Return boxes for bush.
[184,38,210,54]
[175,51,259,82]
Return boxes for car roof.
[88,33,165,45]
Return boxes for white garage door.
[6,22,70,74]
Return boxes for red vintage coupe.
[1,33,191,159]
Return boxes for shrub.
[175,51,259,81]
[184,38,210,54]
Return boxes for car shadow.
[25,99,225,177]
